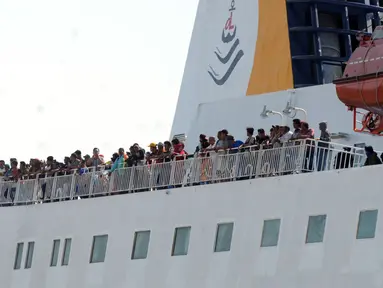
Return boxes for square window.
[172,227,191,256]
[261,219,281,247]
[132,231,151,260]
[61,238,72,266]
[90,235,108,263]
[357,209,378,239]
[25,242,35,269]
[306,215,327,243]
[50,240,60,267]
[214,223,234,252]
[14,243,24,270]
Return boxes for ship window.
[261,219,281,247]
[61,238,72,266]
[214,223,234,252]
[90,235,108,263]
[13,242,24,270]
[357,209,378,239]
[50,240,60,267]
[131,231,151,260]
[172,227,191,256]
[306,215,327,243]
[25,241,35,269]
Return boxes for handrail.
[0,139,372,206]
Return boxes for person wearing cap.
[69,153,81,169]
[146,143,158,164]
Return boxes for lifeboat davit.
[334,26,383,135]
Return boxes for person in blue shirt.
[110,148,126,174]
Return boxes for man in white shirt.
[279,126,293,143]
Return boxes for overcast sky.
[0,0,199,162]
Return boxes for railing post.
[169,160,176,187]
[211,153,219,182]
[32,176,39,203]
[88,170,95,197]
[182,158,192,187]
[128,167,135,192]
[277,143,287,174]
[233,152,240,181]
[148,163,155,190]
[296,140,306,173]
[14,181,21,205]
[69,173,76,200]
[108,172,114,195]
[189,156,199,185]
[51,175,58,202]
[255,146,263,177]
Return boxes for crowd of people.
[0,118,381,186]
[0,138,189,182]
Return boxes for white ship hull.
[2,164,382,288]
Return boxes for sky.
[0,0,199,163]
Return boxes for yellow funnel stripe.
[246,0,294,96]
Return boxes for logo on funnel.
[208,0,244,86]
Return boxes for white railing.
[0,139,372,206]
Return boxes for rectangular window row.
[14,241,34,270]
[13,209,379,268]
[50,238,72,267]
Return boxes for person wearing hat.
[364,146,382,166]
[147,143,158,164]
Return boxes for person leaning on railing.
[0,160,5,176]
[316,122,331,171]
[3,160,20,201]
[171,138,187,161]
[87,148,105,169]
[127,144,145,167]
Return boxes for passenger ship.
[3,1,383,288]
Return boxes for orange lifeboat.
[334,26,383,135]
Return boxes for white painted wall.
[171,0,259,136]
[185,84,383,152]
[0,165,383,288]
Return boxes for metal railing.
[0,139,371,206]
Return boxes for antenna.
[282,101,307,121]
[260,105,283,123]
